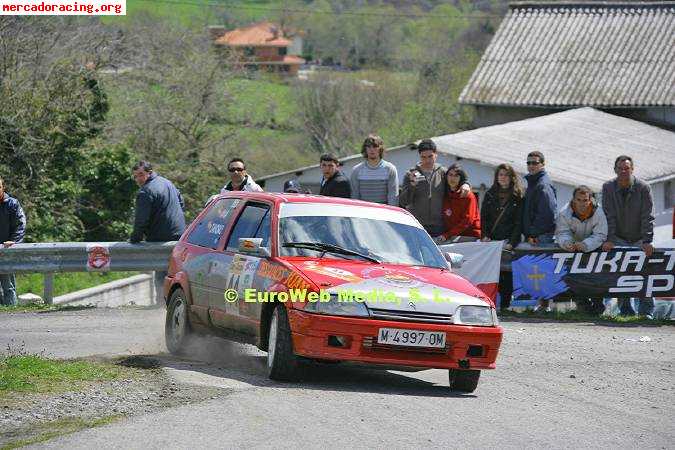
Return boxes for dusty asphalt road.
[1,308,673,449]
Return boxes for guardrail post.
[43,273,54,305]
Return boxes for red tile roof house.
[210,22,305,76]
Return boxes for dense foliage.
[1,2,502,241]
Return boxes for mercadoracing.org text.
[1,0,125,15]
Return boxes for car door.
[182,197,241,324]
[209,202,272,335]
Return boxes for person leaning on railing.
[434,164,481,244]
[0,177,26,306]
[555,185,608,316]
[601,155,655,318]
[480,164,524,311]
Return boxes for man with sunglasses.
[520,151,558,312]
[221,158,263,193]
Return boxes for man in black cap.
[283,180,303,193]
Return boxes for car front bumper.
[288,309,503,370]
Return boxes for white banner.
[439,241,503,285]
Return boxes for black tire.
[266,305,301,382]
[448,369,481,393]
[165,288,192,355]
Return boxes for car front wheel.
[448,369,481,393]
[165,288,192,355]
[267,305,301,381]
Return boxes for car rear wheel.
[448,369,481,393]
[165,288,192,355]
[267,305,301,382]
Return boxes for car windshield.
[278,203,447,269]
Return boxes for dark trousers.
[499,271,512,310]
[575,298,605,316]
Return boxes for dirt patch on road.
[0,355,230,448]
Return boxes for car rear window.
[186,198,240,249]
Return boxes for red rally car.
[164,192,503,392]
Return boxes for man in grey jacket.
[601,155,655,317]
[399,139,471,237]
[556,185,607,315]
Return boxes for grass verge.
[0,354,128,397]
[1,415,123,450]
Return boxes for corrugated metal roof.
[432,107,675,191]
[459,2,675,107]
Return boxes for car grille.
[362,336,451,354]
[368,308,452,324]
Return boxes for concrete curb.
[54,273,157,308]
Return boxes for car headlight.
[453,305,497,326]
[303,294,370,317]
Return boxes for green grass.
[0,355,126,396]
[500,309,673,325]
[223,77,299,128]
[16,272,140,298]
[104,0,286,27]
[1,416,123,450]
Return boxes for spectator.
[601,155,655,318]
[556,185,608,315]
[399,139,471,238]
[130,161,186,305]
[520,151,557,312]
[0,177,26,306]
[350,134,398,206]
[480,164,524,311]
[283,179,303,193]
[220,158,263,193]
[435,164,481,243]
[319,153,351,198]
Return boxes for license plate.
[377,328,446,348]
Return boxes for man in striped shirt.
[350,134,399,206]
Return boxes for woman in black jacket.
[480,164,524,310]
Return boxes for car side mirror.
[444,252,464,269]
[238,238,270,257]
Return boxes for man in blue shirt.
[0,177,26,306]
[520,151,557,312]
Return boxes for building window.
[244,47,255,57]
[666,180,675,208]
[278,47,287,56]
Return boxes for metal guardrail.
[0,242,176,304]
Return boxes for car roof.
[215,192,407,213]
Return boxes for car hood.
[282,258,491,315]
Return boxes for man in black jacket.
[319,154,351,198]
[130,161,186,306]
[0,177,26,306]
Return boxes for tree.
[0,17,133,241]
